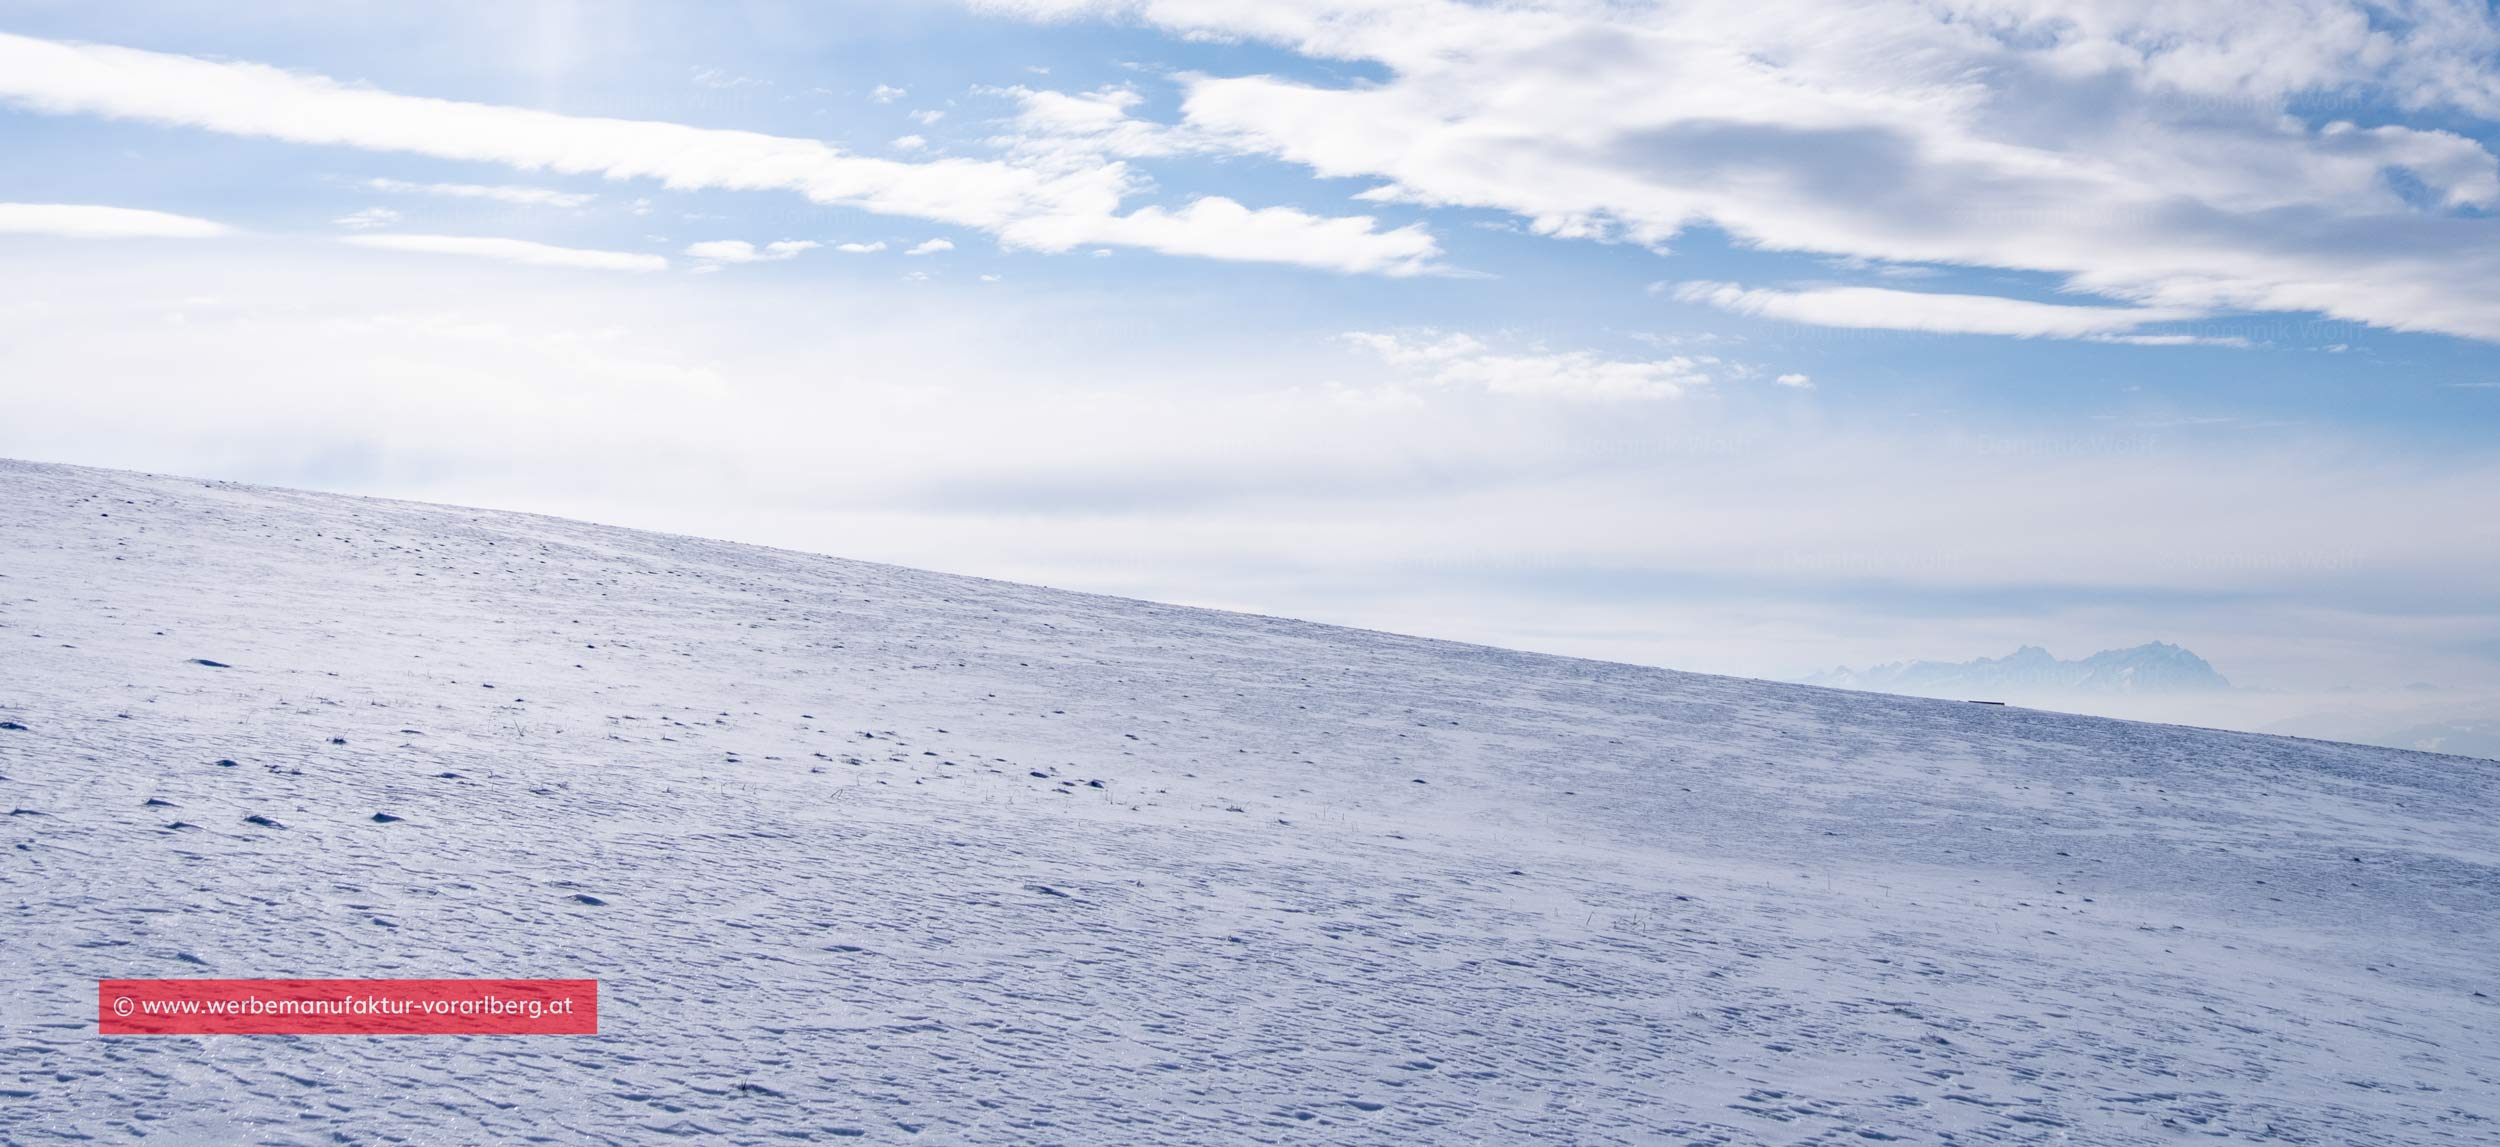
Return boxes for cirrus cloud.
[364,178,596,209]
[0,202,231,238]
[1675,282,2207,340]
[342,233,668,272]
[1346,330,1715,400]
[685,239,819,264]
[0,31,1441,277]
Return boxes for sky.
[2,1,2497,748]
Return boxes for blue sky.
[3,1,2498,745]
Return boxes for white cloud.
[713,241,792,266]
[1775,373,1813,389]
[871,84,906,104]
[906,238,955,255]
[0,202,230,238]
[685,239,819,264]
[689,66,763,90]
[0,32,1438,276]
[984,0,2500,341]
[2092,334,2256,349]
[892,134,928,151]
[333,206,401,230]
[835,241,888,253]
[990,84,1201,163]
[909,109,946,125]
[1347,330,1711,400]
[1677,282,2204,340]
[1009,196,1439,276]
[365,177,595,209]
[342,234,667,272]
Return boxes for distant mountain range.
[1803,642,2231,697]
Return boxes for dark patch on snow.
[190,659,231,668]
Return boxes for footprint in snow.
[0,721,25,731]
[1026,884,1070,898]
[242,814,286,829]
[569,894,608,906]
[190,659,230,668]
[371,812,404,823]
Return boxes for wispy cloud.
[0,202,230,238]
[365,177,595,209]
[332,206,400,230]
[1016,197,1437,276]
[989,84,1203,163]
[0,32,1441,276]
[2094,334,2254,349]
[689,65,763,90]
[685,239,819,264]
[1347,330,1713,400]
[905,238,954,256]
[342,233,667,272]
[1676,282,2207,341]
[835,241,888,253]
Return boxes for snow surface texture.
[2,457,2495,1145]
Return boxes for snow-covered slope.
[3,457,2495,1146]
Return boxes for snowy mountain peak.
[1806,641,2232,697]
